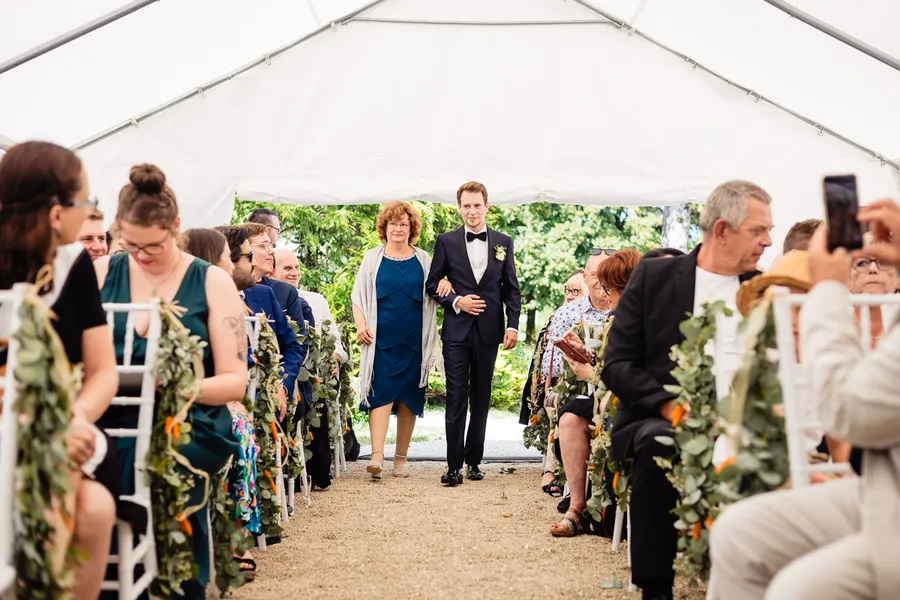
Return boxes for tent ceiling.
[1,0,899,267]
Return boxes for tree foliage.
[233,200,671,340]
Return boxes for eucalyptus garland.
[282,316,306,478]
[655,300,730,585]
[253,316,284,537]
[337,328,355,440]
[522,323,553,454]
[150,301,206,597]
[300,325,326,430]
[522,408,551,455]
[718,302,788,501]
[210,459,251,596]
[12,281,77,599]
[319,321,343,447]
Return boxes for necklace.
[141,253,183,297]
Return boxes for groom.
[427,181,521,486]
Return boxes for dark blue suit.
[261,276,331,488]
[426,226,521,470]
[261,276,314,408]
[243,284,305,400]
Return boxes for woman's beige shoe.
[393,453,410,478]
[367,449,384,480]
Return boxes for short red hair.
[597,248,641,292]
[376,201,422,244]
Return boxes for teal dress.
[362,254,426,417]
[98,253,240,598]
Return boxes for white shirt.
[464,225,489,283]
[299,289,348,363]
[694,267,742,466]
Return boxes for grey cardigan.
[351,245,441,405]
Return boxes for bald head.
[273,248,301,287]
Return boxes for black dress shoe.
[441,469,463,486]
[466,465,484,481]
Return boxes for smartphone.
[823,175,864,252]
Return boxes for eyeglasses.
[389,222,410,230]
[121,231,171,256]
[251,240,273,252]
[852,258,894,272]
[69,196,99,209]
[267,225,282,235]
[565,287,583,297]
[239,251,253,263]
[590,248,616,256]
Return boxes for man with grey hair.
[601,180,772,600]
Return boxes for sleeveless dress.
[98,253,240,599]
[362,254,426,417]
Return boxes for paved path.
[358,411,542,462]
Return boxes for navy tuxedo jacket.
[244,284,305,400]
[426,226,521,345]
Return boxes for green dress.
[98,253,240,598]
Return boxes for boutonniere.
[495,245,507,261]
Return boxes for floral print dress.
[228,410,261,535]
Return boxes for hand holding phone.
[823,175,864,252]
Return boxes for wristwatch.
[590,351,598,367]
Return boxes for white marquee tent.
[2,0,900,265]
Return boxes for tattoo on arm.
[224,316,247,361]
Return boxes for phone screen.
[823,175,863,252]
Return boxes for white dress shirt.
[464,225,489,283]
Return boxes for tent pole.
[762,0,900,74]
[0,0,158,77]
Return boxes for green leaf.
[681,436,710,456]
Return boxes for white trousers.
[708,477,876,600]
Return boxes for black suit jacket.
[426,227,521,345]
[600,246,760,456]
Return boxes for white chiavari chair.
[100,300,161,600]
[0,286,25,597]
[771,290,900,488]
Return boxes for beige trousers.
[708,477,876,600]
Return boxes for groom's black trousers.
[443,325,499,470]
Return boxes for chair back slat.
[123,311,136,367]
[772,290,900,488]
[0,285,26,594]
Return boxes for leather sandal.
[367,450,384,480]
[393,453,410,478]
[550,509,589,537]
[541,470,562,497]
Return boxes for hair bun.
[129,164,166,195]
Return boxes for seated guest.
[273,247,348,364]
[549,249,641,537]
[642,247,685,259]
[0,141,118,600]
[76,207,108,260]
[95,164,247,600]
[236,223,329,488]
[183,227,262,578]
[709,212,900,599]
[520,268,587,495]
[782,218,823,253]
[217,226,304,422]
[248,207,281,247]
[602,181,771,600]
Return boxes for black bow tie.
[466,231,487,243]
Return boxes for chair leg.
[117,522,133,600]
[286,478,295,516]
[611,506,625,553]
[626,507,636,592]
[276,438,289,523]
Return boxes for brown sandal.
[550,509,588,537]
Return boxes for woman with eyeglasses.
[0,141,119,599]
[94,165,247,599]
[352,201,443,479]
[519,268,589,494]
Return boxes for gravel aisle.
[228,462,705,600]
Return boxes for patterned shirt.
[540,295,611,377]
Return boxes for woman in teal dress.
[351,202,442,480]
[95,165,248,599]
